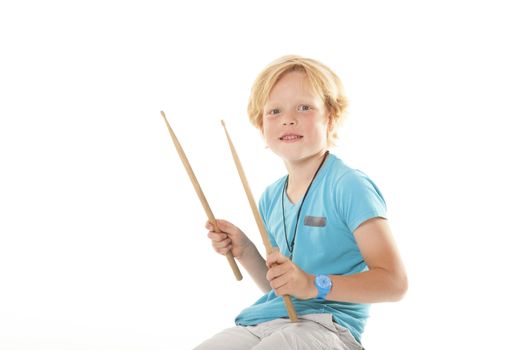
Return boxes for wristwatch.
[314,274,332,300]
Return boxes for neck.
[284,150,328,197]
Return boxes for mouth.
[279,134,303,141]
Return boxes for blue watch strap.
[315,274,332,300]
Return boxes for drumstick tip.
[220,119,226,127]
[160,110,166,118]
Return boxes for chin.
[273,149,317,163]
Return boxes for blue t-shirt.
[235,154,387,343]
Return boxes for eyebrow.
[265,96,319,104]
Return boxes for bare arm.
[237,243,271,293]
[327,217,408,302]
[207,219,271,293]
[266,217,408,303]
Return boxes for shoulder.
[258,175,287,210]
[324,155,388,231]
[327,154,386,207]
[327,155,381,192]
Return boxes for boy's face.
[261,71,330,164]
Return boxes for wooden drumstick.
[221,120,298,322]
[161,111,243,281]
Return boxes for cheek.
[262,119,277,135]
[312,125,330,143]
[261,123,274,143]
[311,119,329,134]
[261,123,268,136]
[260,127,266,141]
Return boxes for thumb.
[215,219,234,233]
[266,249,289,267]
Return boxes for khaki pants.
[193,314,363,350]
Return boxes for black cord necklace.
[281,151,329,260]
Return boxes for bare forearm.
[238,243,271,293]
[325,268,408,303]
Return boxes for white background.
[1,1,524,349]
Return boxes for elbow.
[391,272,408,301]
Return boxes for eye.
[297,104,312,112]
[266,108,280,116]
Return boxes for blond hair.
[247,55,349,146]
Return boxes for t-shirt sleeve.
[335,170,388,233]
[258,191,278,248]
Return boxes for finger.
[266,263,288,282]
[215,219,237,233]
[212,237,232,249]
[266,251,289,268]
[207,231,228,242]
[270,273,290,295]
[274,285,291,297]
[217,244,232,255]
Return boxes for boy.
[194,55,407,349]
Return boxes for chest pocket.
[304,215,326,227]
[299,214,329,249]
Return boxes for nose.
[281,112,297,126]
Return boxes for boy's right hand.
[206,219,252,259]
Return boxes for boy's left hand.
[266,250,317,300]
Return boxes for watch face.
[316,275,332,289]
